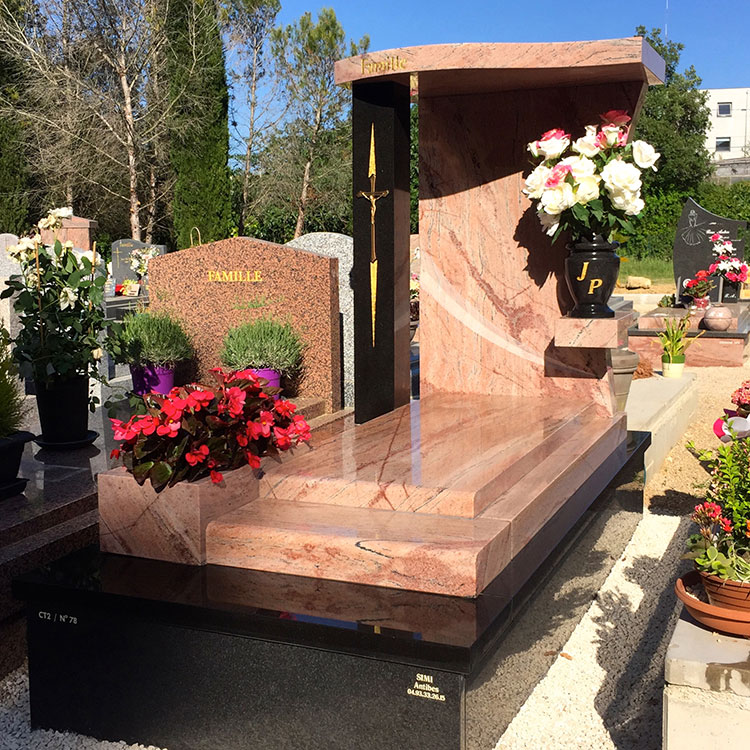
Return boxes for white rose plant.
[523,110,659,243]
[0,208,107,407]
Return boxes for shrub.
[0,325,28,438]
[220,317,303,376]
[108,311,193,368]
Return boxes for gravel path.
[496,365,748,750]
[0,366,744,750]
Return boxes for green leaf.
[149,461,174,490]
[133,460,154,484]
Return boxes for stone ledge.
[554,310,635,349]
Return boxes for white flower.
[92,348,103,361]
[608,188,644,216]
[537,209,560,237]
[632,140,660,171]
[601,159,642,194]
[560,155,596,182]
[50,207,73,220]
[537,134,570,160]
[572,126,601,158]
[63,240,74,250]
[540,183,575,215]
[59,286,78,310]
[601,124,622,147]
[575,175,601,204]
[6,244,22,262]
[523,164,551,199]
[527,140,541,158]
[37,216,55,231]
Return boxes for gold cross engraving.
[357,123,389,347]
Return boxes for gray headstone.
[110,239,166,283]
[287,232,354,408]
[0,234,20,336]
[673,198,747,303]
[0,233,20,278]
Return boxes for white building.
[702,87,750,160]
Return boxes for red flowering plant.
[731,381,750,410]
[681,270,715,300]
[687,429,750,581]
[109,367,311,491]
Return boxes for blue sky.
[275,0,748,90]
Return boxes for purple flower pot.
[130,364,175,396]
[252,368,281,399]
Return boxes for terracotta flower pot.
[699,571,750,611]
[675,570,750,638]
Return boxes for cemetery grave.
[628,198,750,367]
[10,37,669,750]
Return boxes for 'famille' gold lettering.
[207,270,263,283]
[360,55,408,76]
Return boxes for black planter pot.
[34,375,95,449]
[564,237,620,318]
[0,430,34,499]
[722,280,741,303]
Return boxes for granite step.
[0,509,98,621]
[259,395,598,519]
[206,412,628,597]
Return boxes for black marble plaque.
[110,239,166,283]
[673,198,746,303]
[352,80,411,424]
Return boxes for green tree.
[170,0,232,249]
[410,103,418,234]
[0,0,29,233]
[633,26,712,194]
[271,8,368,238]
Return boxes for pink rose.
[544,163,572,188]
[600,110,631,126]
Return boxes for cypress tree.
[169,0,232,249]
[0,0,29,234]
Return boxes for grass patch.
[618,256,673,284]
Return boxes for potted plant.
[708,232,747,302]
[106,311,193,395]
[220,317,303,395]
[0,326,33,499]
[0,208,106,448]
[730,381,750,418]
[682,270,715,309]
[681,433,750,612]
[522,110,659,318]
[101,367,311,564]
[657,315,701,378]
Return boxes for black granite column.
[352,80,411,424]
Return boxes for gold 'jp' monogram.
[575,261,603,295]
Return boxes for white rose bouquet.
[128,246,160,278]
[522,111,659,243]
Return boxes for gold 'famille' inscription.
[360,55,408,75]
[207,270,262,282]
[406,672,446,703]
[575,262,603,295]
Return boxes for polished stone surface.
[554,310,635,348]
[13,432,649,748]
[334,38,665,91]
[637,303,747,331]
[204,396,628,596]
[629,328,750,367]
[148,237,341,412]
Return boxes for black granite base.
[14,433,650,750]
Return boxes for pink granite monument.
[99,38,664,597]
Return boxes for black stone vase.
[564,236,620,318]
[34,375,96,449]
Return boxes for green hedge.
[624,182,750,260]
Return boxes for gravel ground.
[496,365,749,750]
[0,366,744,750]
